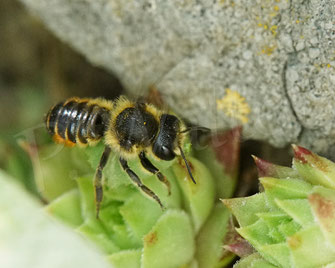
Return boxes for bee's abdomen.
[45,98,111,146]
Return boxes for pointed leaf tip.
[292,144,312,163]
[224,238,254,257]
[252,155,273,177]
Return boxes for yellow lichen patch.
[261,44,276,55]
[216,89,251,124]
[270,25,278,36]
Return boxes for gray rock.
[20,0,335,153]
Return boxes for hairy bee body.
[45,98,112,147]
[45,96,195,218]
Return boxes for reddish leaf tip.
[252,155,273,177]
[292,144,312,163]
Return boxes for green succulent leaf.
[234,253,277,268]
[292,145,335,190]
[33,145,93,201]
[30,128,241,268]
[45,189,83,227]
[253,155,299,179]
[309,186,335,248]
[258,243,290,268]
[76,176,96,219]
[227,146,335,268]
[260,177,312,200]
[274,199,313,227]
[107,249,142,268]
[236,219,276,248]
[288,225,335,267]
[142,210,195,268]
[119,190,164,241]
[223,193,270,227]
[76,218,120,254]
[195,204,231,268]
[173,157,215,232]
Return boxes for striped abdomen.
[45,98,112,146]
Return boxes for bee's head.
[152,114,180,160]
[152,113,197,184]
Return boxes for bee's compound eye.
[152,144,175,160]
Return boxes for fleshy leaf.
[107,249,141,268]
[31,145,92,201]
[275,199,313,227]
[253,155,299,179]
[46,189,83,227]
[223,193,270,227]
[293,145,335,190]
[260,177,312,201]
[76,177,96,219]
[99,200,141,250]
[76,218,120,254]
[236,219,275,248]
[142,210,195,268]
[256,212,290,242]
[110,224,141,250]
[173,157,215,232]
[234,253,277,268]
[259,243,291,268]
[288,225,335,268]
[196,204,231,268]
[277,220,301,238]
[309,186,335,248]
[119,190,163,242]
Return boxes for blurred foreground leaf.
[0,170,111,268]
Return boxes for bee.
[45,96,196,218]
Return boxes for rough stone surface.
[20,0,335,154]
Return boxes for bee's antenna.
[178,146,196,184]
[179,126,211,134]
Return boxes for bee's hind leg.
[94,146,111,219]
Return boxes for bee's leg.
[139,151,171,195]
[94,146,111,219]
[119,157,165,209]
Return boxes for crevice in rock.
[282,59,305,142]
[280,0,305,142]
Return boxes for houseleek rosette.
[31,128,241,268]
[223,145,335,268]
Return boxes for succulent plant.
[223,145,335,268]
[29,128,241,268]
